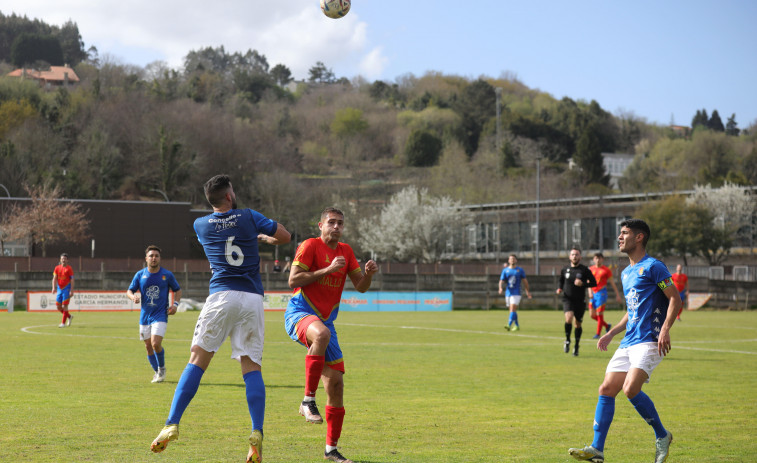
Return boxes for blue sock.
[629,391,667,439]
[513,312,519,327]
[156,348,165,368]
[591,395,615,451]
[166,363,204,425]
[148,354,159,371]
[508,312,515,326]
[244,370,266,433]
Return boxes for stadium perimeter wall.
[2,271,756,311]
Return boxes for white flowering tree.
[358,186,470,263]
[685,182,756,265]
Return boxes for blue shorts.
[56,284,72,306]
[591,288,608,310]
[679,289,687,302]
[284,297,344,370]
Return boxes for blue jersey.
[619,254,674,348]
[500,266,526,297]
[193,208,277,295]
[128,267,181,325]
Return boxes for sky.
[4,0,756,127]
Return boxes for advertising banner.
[27,290,145,312]
[339,291,453,312]
[0,291,14,313]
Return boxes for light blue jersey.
[500,266,527,297]
[619,254,674,348]
[128,267,181,325]
[193,208,277,295]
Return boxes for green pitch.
[1,309,755,462]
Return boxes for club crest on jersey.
[638,267,644,276]
[325,255,330,263]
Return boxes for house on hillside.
[602,152,635,189]
[7,65,80,89]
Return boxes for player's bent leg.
[247,429,263,463]
[150,424,179,453]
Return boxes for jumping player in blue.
[127,245,181,383]
[569,219,680,463]
[150,174,290,463]
[498,254,531,331]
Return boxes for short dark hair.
[620,218,651,247]
[320,207,344,221]
[570,246,581,253]
[60,253,68,258]
[145,245,161,256]
[509,254,518,259]
[594,252,604,258]
[204,174,232,207]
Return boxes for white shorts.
[506,295,522,307]
[139,322,167,341]
[192,290,265,365]
[606,342,663,382]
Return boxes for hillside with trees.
[1,12,756,246]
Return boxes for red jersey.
[292,237,361,320]
[53,264,74,289]
[671,272,688,292]
[589,265,612,292]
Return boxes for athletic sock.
[148,354,159,371]
[629,391,667,439]
[591,395,615,451]
[166,363,204,425]
[305,355,325,397]
[325,405,345,447]
[596,314,605,335]
[62,312,69,324]
[574,326,583,346]
[564,322,572,341]
[243,370,266,432]
[156,348,165,368]
[512,312,519,327]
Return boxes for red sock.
[305,355,325,397]
[596,314,605,335]
[325,405,345,446]
[62,311,69,324]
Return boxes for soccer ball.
[320,0,350,19]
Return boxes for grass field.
[1,309,755,462]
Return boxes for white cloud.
[3,0,382,80]
[359,46,389,80]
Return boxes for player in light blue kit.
[569,219,680,463]
[498,254,531,331]
[150,174,290,463]
[127,245,181,383]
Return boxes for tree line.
[1,12,756,260]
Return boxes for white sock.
[303,396,315,403]
[326,445,337,453]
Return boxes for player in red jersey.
[51,253,75,327]
[284,207,378,463]
[588,252,622,339]
[671,264,688,320]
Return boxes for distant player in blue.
[150,175,290,463]
[498,254,531,331]
[127,245,181,383]
[570,219,680,463]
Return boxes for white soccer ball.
[320,0,350,19]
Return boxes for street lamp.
[535,155,542,275]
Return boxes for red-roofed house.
[7,65,80,88]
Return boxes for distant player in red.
[52,253,75,328]
[588,252,622,338]
[284,207,378,463]
[671,264,688,320]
